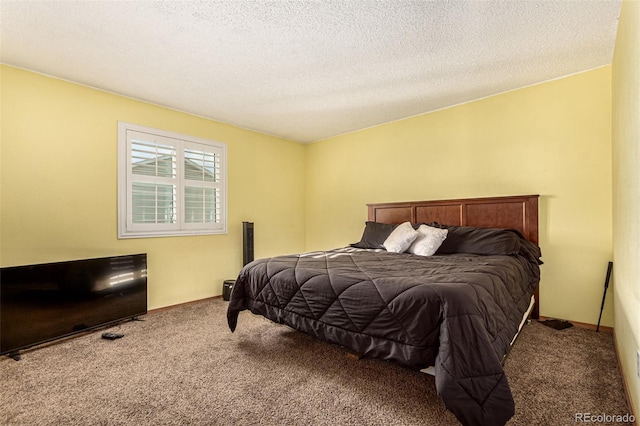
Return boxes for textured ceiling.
[0,1,622,143]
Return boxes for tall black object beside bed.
[228,194,542,426]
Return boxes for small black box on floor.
[223,280,235,301]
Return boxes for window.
[118,122,226,238]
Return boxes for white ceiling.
[0,1,622,143]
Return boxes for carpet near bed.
[0,298,633,426]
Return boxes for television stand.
[8,351,21,361]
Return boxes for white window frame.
[118,121,227,239]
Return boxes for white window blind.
[183,143,222,227]
[118,122,227,238]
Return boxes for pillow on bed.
[383,222,419,253]
[351,221,398,249]
[430,223,522,256]
[407,224,448,256]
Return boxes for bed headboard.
[368,194,539,244]
[367,194,540,318]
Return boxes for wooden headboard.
[367,194,540,318]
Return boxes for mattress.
[228,230,541,426]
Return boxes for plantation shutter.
[127,130,179,231]
[182,142,224,230]
[118,122,227,238]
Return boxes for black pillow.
[430,224,522,256]
[351,221,397,249]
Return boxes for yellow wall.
[0,63,618,328]
[0,65,306,309]
[612,0,640,414]
[305,66,613,327]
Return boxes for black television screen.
[1,253,147,357]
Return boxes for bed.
[227,195,542,426]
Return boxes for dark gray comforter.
[227,236,541,426]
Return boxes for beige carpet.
[0,298,633,425]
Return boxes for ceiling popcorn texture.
[0,0,622,143]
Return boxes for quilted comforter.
[227,239,541,426]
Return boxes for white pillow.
[383,222,418,253]
[408,224,448,256]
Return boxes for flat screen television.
[1,253,147,359]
